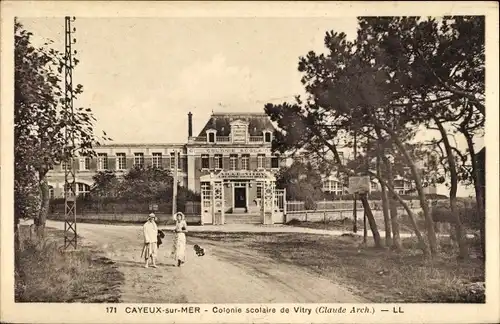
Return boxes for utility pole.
[63,16,77,250]
[172,150,178,216]
[352,131,358,233]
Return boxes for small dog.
[193,244,205,257]
[157,230,165,248]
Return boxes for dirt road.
[46,220,364,303]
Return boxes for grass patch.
[285,217,426,234]
[188,231,485,303]
[15,226,124,303]
[286,218,358,231]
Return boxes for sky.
[20,17,359,143]
[18,17,482,196]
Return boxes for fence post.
[323,198,326,224]
[283,188,287,218]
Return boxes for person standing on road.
[172,212,188,267]
[142,213,158,268]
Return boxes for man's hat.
[148,213,157,220]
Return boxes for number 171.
[106,307,117,313]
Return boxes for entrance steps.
[225,213,262,224]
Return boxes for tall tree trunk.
[375,127,401,251]
[384,159,403,251]
[388,131,438,255]
[463,131,485,260]
[435,118,468,259]
[359,193,383,248]
[36,172,50,239]
[373,172,430,256]
[377,155,392,247]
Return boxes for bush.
[431,205,483,230]
[49,185,201,215]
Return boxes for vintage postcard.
[1,1,499,323]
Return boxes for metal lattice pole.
[64,16,77,250]
[172,151,178,216]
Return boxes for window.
[79,157,90,170]
[271,155,279,169]
[264,131,272,143]
[77,183,90,197]
[394,179,405,189]
[65,182,90,197]
[201,154,210,169]
[256,184,262,199]
[97,153,108,170]
[241,154,249,170]
[322,180,330,192]
[214,154,222,169]
[332,181,343,195]
[371,181,378,192]
[152,152,162,168]
[323,180,343,195]
[62,161,70,170]
[257,154,265,169]
[170,152,181,170]
[48,186,54,199]
[170,152,175,169]
[134,153,144,168]
[116,153,126,170]
[229,154,237,171]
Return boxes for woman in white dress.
[172,212,188,267]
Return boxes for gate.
[273,189,286,224]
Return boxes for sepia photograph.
[1,1,499,323]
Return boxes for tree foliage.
[265,16,485,258]
[276,161,324,209]
[14,19,109,235]
[90,167,200,204]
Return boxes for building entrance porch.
[199,170,285,225]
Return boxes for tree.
[363,16,485,259]
[119,166,174,202]
[266,17,482,256]
[83,167,201,213]
[91,171,119,197]
[275,160,324,210]
[14,20,108,238]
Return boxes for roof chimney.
[188,112,193,138]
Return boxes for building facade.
[46,112,286,224]
[321,175,437,196]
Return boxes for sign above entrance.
[187,147,271,154]
[218,170,271,180]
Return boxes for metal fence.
[49,200,201,215]
[286,199,449,214]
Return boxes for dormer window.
[206,130,216,143]
[230,120,249,144]
[264,131,272,143]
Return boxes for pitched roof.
[197,112,275,137]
